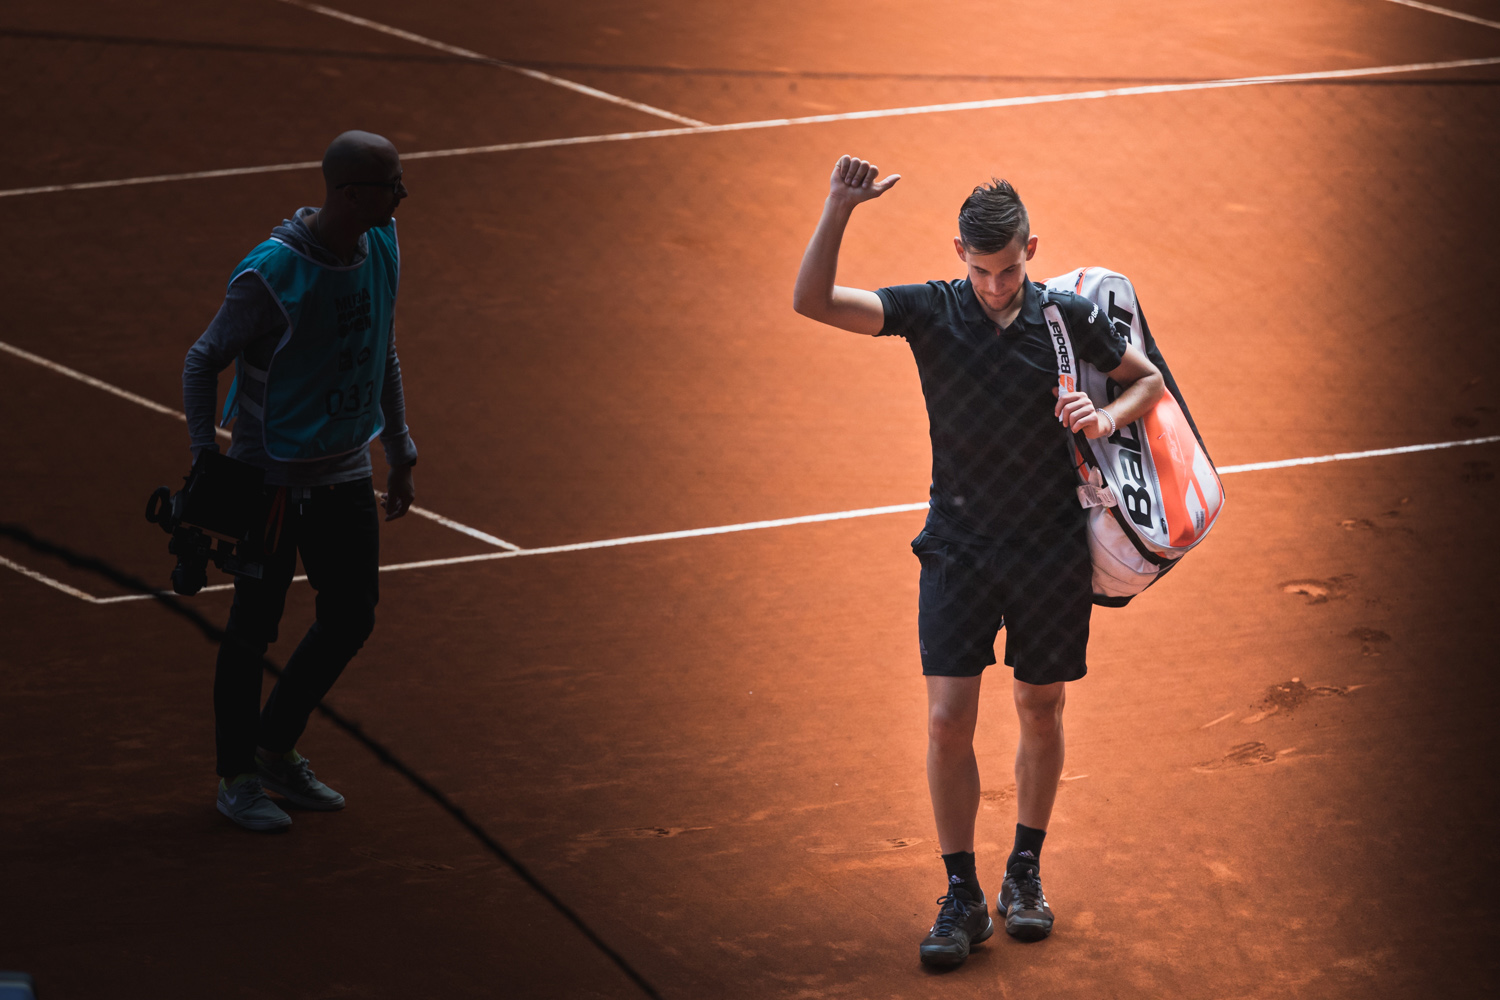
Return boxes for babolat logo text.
[1049,320,1072,375]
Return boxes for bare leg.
[926,675,984,853]
[1013,679,1066,830]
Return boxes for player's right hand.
[828,155,900,206]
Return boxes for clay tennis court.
[2,0,1498,996]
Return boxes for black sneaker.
[257,751,345,811]
[918,884,994,966]
[999,864,1054,941]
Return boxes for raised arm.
[792,155,901,336]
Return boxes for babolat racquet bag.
[1042,267,1225,606]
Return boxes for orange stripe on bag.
[1143,392,1222,547]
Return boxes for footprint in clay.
[1338,500,1413,535]
[1348,626,1390,657]
[1239,676,1362,724]
[1195,741,1293,772]
[806,837,925,855]
[1280,575,1354,604]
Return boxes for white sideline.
[0,338,200,425]
[1382,0,1500,31]
[0,554,104,603]
[1216,436,1500,474]
[4,54,1499,200]
[270,0,707,127]
[0,338,517,548]
[407,506,521,551]
[14,435,1499,605]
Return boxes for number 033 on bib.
[1043,267,1225,606]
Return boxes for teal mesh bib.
[222,220,399,461]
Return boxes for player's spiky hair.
[957,178,1030,255]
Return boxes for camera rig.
[145,450,266,596]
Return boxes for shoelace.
[285,757,318,787]
[1008,870,1046,911]
[930,892,975,936]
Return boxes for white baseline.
[4,54,1498,200]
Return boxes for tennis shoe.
[217,776,292,832]
[999,864,1054,941]
[257,751,345,811]
[918,881,993,966]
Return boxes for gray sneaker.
[1000,864,1055,941]
[257,752,346,811]
[217,776,292,832]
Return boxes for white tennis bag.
[1042,267,1225,606]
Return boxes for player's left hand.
[380,462,415,521]
[1053,387,1112,439]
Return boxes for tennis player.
[793,156,1163,965]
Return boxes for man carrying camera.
[182,131,418,832]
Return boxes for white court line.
[378,502,936,572]
[0,338,204,425]
[407,506,521,551]
[271,0,707,127]
[63,432,1500,605]
[0,338,516,548]
[1217,435,1500,474]
[0,553,103,603]
[0,159,326,199]
[5,53,1499,200]
[88,578,269,603]
[1382,0,1500,30]
[80,504,931,603]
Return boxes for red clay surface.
[2,0,1498,997]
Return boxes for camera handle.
[145,486,173,530]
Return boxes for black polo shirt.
[876,277,1125,544]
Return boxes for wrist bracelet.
[1100,409,1117,436]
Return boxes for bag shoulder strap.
[1043,301,1107,500]
[1041,300,1078,397]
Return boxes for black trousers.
[213,478,379,778]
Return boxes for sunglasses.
[336,175,405,195]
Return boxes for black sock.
[1007,824,1046,873]
[941,851,983,901]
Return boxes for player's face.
[955,234,1038,318]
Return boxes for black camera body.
[146,450,266,596]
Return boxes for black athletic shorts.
[912,521,1093,684]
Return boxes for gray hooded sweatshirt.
[182,207,418,487]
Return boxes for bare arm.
[792,156,901,336]
[1054,343,1164,439]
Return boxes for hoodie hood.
[271,207,368,268]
